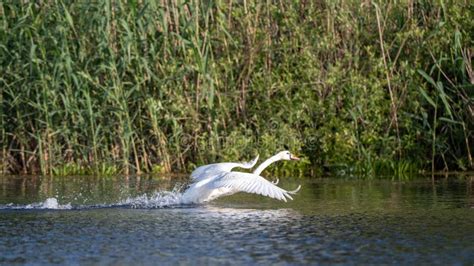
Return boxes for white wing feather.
[211,172,296,202]
[190,154,259,182]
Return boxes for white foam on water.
[0,197,73,210]
[0,185,188,210]
[117,189,185,208]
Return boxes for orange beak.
[290,154,300,161]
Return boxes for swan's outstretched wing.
[190,155,259,182]
[211,172,299,202]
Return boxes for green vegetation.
[0,1,473,176]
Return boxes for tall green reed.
[0,1,472,176]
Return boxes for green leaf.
[439,117,461,125]
[436,81,453,119]
[417,86,436,108]
[417,69,437,88]
[61,2,75,31]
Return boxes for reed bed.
[0,0,472,176]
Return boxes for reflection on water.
[0,175,473,264]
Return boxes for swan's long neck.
[253,154,281,175]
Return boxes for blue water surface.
[0,175,473,265]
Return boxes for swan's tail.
[271,178,279,185]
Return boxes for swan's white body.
[182,151,301,204]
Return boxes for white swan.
[182,151,301,204]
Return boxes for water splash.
[117,187,185,208]
[1,198,73,210]
[0,185,187,210]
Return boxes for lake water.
[0,175,473,265]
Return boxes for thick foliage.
[0,1,472,175]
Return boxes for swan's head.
[277,150,300,161]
